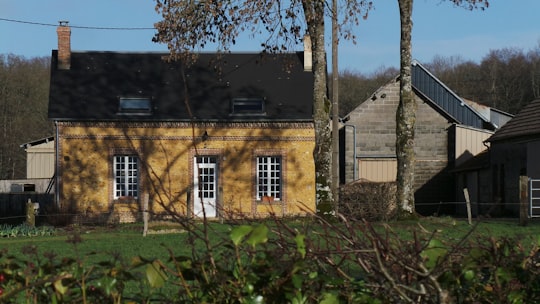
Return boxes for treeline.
[0,55,52,180]
[2,46,539,179]
[338,45,540,116]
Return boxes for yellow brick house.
[48,25,316,222]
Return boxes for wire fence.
[0,211,165,227]
[418,200,535,219]
[0,200,537,228]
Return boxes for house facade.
[340,61,499,215]
[48,25,316,222]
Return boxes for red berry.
[0,273,4,282]
[0,288,3,295]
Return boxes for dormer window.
[118,97,152,115]
[230,97,265,116]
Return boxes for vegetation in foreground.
[0,216,539,303]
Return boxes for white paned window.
[257,156,281,200]
[114,155,139,199]
[196,156,217,199]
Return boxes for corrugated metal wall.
[454,125,493,167]
[26,141,54,179]
[358,158,397,182]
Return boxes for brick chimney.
[56,21,71,70]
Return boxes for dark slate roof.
[487,99,540,143]
[411,61,496,131]
[48,51,314,122]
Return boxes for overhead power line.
[0,17,155,30]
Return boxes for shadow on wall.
[414,166,455,216]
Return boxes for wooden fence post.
[519,176,529,227]
[142,194,149,236]
[26,198,35,227]
[463,188,472,225]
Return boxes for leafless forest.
[0,55,52,180]
[337,46,540,116]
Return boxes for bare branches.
[448,0,489,10]
[153,0,373,58]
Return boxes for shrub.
[0,224,54,238]
[441,236,540,302]
[339,180,397,221]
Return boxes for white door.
[193,156,218,217]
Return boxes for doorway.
[193,156,218,217]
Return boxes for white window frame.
[113,155,139,199]
[256,156,282,200]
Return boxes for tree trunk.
[396,0,416,215]
[331,0,340,211]
[303,0,333,213]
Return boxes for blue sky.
[1,0,539,74]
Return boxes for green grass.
[0,222,234,266]
[390,217,540,243]
[0,222,238,301]
[1,217,539,263]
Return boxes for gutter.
[342,123,357,181]
[55,121,60,208]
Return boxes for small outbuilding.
[485,99,540,216]
[20,136,55,179]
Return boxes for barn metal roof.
[411,60,496,131]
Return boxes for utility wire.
[0,17,155,30]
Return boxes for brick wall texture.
[57,121,316,222]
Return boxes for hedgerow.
[0,215,539,303]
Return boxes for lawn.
[0,221,234,264]
[387,216,540,242]
[0,221,236,302]
[2,217,540,261]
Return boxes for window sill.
[258,196,281,204]
[114,197,138,203]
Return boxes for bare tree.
[334,67,397,116]
[395,0,489,215]
[480,48,531,113]
[529,43,540,99]
[396,0,416,215]
[0,55,52,179]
